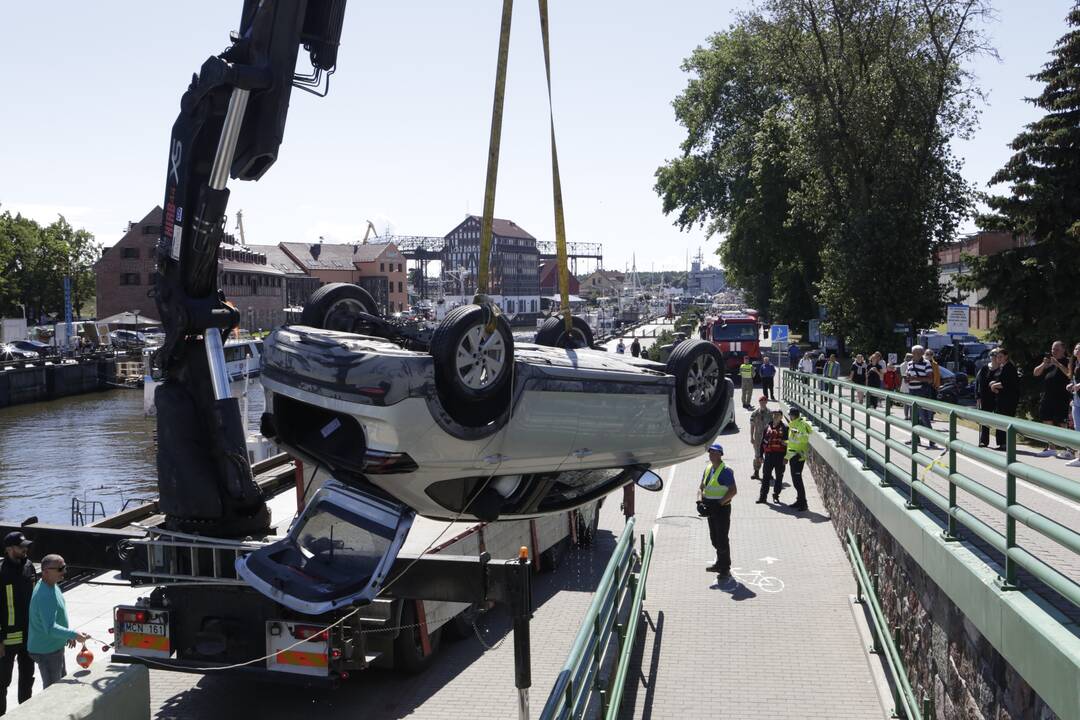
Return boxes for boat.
[143,338,263,416]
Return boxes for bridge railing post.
[882,396,892,487]
[907,400,920,510]
[944,411,958,541]
[1003,424,1018,589]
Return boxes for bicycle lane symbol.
[722,567,785,593]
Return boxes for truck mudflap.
[236,479,415,615]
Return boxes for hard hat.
[708,442,723,453]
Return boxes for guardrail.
[539,518,655,720]
[847,530,933,720]
[781,370,1080,612]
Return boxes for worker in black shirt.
[757,410,788,504]
[0,532,36,715]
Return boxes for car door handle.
[573,448,593,459]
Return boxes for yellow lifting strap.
[476,0,574,334]
[476,0,513,298]
[537,0,573,333]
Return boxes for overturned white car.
[240,284,731,612]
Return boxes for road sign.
[769,324,789,342]
[893,323,911,333]
[946,304,969,336]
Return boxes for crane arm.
[153,0,346,537]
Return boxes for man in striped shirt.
[905,345,940,450]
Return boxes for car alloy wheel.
[300,283,380,333]
[454,325,507,391]
[686,353,720,408]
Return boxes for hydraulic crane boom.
[153,0,346,536]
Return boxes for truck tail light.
[116,609,147,623]
[290,625,328,642]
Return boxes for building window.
[119,273,140,285]
[380,263,385,272]
[397,281,403,293]
[121,247,139,259]
[397,263,402,273]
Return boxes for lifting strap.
[476,0,574,333]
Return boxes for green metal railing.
[539,518,655,720]
[847,530,934,720]
[781,370,1080,611]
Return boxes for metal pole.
[513,552,532,720]
[204,330,232,400]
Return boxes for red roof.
[538,261,580,294]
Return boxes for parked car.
[8,339,52,357]
[109,330,147,349]
[0,344,38,361]
[936,365,973,405]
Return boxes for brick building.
[578,269,626,300]
[538,260,581,297]
[936,231,1031,331]
[94,207,164,321]
[247,243,321,310]
[441,215,540,319]
[279,241,408,314]
[96,207,289,330]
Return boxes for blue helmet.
[708,442,724,454]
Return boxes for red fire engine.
[704,312,763,375]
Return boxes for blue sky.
[0,2,1072,273]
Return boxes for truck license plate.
[122,622,166,636]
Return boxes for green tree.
[963,6,1080,413]
[656,1,988,350]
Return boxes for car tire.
[534,315,594,349]
[667,339,724,417]
[430,305,514,427]
[393,600,442,673]
[300,283,380,332]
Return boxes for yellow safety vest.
[785,417,812,460]
[701,462,729,500]
[739,363,754,379]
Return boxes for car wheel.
[300,283,380,332]
[430,305,514,426]
[393,601,443,673]
[667,339,724,417]
[534,315,594,349]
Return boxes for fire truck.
[703,312,763,377]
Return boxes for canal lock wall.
[806,444,1062,720]
[0,360,118,408]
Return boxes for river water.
[0,379,266,525]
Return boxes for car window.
[712,324,758,341]
[296,501,393,582]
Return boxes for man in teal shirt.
[28,555,87,688]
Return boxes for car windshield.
[712,323,758,341]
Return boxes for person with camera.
[697,443,737,577]
[1034,340,1073,459]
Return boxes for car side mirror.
[636,470,663,492]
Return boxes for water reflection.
[0,379,265,524]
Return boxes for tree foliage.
[962,6,1080,411]
[656,0,989,350]
[0,207,101,322]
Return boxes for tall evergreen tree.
[964,5,1080,412]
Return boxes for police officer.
[785,407,813,512]
[739,355,755,408]
[0,532,36,715]
[697,442,737,576]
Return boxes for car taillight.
[291,625,328,642]
[116,609,147,623]
[363,450,418,474]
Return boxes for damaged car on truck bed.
[241,283,732,611]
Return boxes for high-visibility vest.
[701,462,730,500]
[786,417,812,460]
[739,363,754,379]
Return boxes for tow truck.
[0,0,675,692]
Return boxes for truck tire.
[394,601,443,673]
[430,305,514,427]
[300,283,380,332]
[534,315,594,349]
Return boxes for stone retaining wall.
[808,449,1057,720]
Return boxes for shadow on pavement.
[153,529,621,720]
[765,503,831,524]
[617,609,665,720]
[711,576,757,600]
